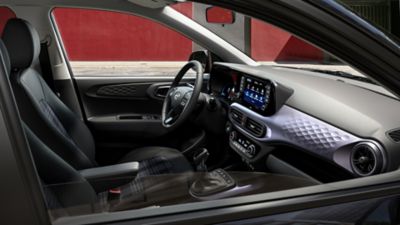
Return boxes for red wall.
[251,19,323,62]
[0,7,16,36]
[53,3,193,61]
[0,6,323,62]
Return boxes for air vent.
[230,109,244,124]
[388,129,400,142]
[245,118,266,137]
[351,142,383,176]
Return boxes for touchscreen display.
[241,76,271,111]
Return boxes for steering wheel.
[162,61,204,129]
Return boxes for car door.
[52,6,205,163]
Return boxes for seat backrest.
[0,38,97,217]
[2,18,97,170]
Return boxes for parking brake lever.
[193,148,209,172]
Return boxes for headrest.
[0,40,11,74]
[2,18,40,71]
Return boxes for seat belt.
[39,42,57,92]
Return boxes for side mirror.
[206,7,235,24]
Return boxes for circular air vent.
[351,142,384,176]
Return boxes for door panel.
[74,75,206,164]
[76,77,177,118]
[75,76,198,135]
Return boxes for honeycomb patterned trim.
[97,85,137,97]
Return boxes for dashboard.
[210,62,400,177]
[211,65,292,117]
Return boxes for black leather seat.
[0,38,95,216]
[2,18,192,174]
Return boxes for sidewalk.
[70,61,364,77]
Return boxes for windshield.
[180,1,400,83]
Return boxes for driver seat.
[2,18,192,173]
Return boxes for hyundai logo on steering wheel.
[174,92,182,101]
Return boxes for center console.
[229,130,259,159]
[219,72,294,169]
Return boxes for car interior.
[1,0,400,220]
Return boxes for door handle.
[154,86,171,98]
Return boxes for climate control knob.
[247,144,256,156]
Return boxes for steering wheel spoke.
[164,104,183,125]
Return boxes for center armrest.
[79,162,139,192]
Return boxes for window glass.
[250,19,324,62]
[246,18,364,76]
[53,4,194,76]
[188,3,365,77]
[54,4,354,78]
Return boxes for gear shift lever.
[193,148,209,172]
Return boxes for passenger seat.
[2,18,192,174]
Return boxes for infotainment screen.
[240,76,271,111]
